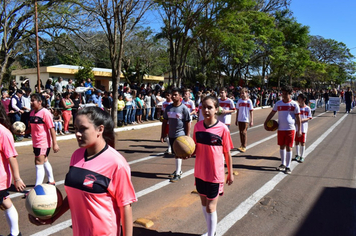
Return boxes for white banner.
[328,97,340,111]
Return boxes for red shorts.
[277,130,295,148]
[295,132,307,143]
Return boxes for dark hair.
[31,93,42,102]
[171,87,182,95]
[281,86,293,94]
[298,93,307,100]
[202,95,219,108]
[220,87,228,93]
[77,107,115,148]
[0,102,12,131]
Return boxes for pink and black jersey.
[64,145,137,236]
[236,98,254,122]
[273,100,300,131]
[218,98,235,125]
[0,124,18,190]
[30,108,54,148]
[193,121,233,183]
[297,105,312,133]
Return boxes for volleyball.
[173,135,196,158]
[12,121,26,134]
[217,106,224,115]
[26,184,63,220]
[265,120,278,131]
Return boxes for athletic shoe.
[276,164,286,171]
[170,174,181,182]
[240,147,246,153]
[294,155,300,161]
[64,131,70,134]
[285,168,292,174]
[299,157,305,163]
[8,232,22,236]
[164,149,172,154]
[168,170,182,178]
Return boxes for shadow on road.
[119,139,163,143]
[134,227,200,236]
[293,187,356,236]
[235,154,280,161]
[233,164,278,172]
[131,171,170,180]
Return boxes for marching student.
[264,86,301,174]
[235,88,254,153]
[182,88,196,121]
[193,96,234,236]
[0,103,26,236]
[161,90,173,154]
[29,94,59,186]
[294,94,312,163]
[29,107,137,236]
[160,87,191,182]
[218,87,235,128]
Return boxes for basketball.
[26,184,63,220]
[173,135,196,158]
[12,121,26,134]
[266,120,278,131]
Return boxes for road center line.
[217,113,346,235]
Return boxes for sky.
[290,0,356,52]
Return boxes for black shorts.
[33,147,51,157]
[169,137,177,154]
[0,189,10,205]
[195,178,223,200]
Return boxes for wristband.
[15,178,21,182]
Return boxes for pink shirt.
[0,124,18,190]
[64,145,137,236]
[193,121,233,183]
[30,108,54,148]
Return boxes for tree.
[0,0,85,85]
[83,0,153,127]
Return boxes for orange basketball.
[173,136,196,158]
[266,120,278,131]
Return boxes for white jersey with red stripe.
[272,100,300,131]
[296,105,312,133]
[236,98,254,122]
[218,98,235,125]
[162,100,173,112]
[182,99,195,113]
[198,103,204,122]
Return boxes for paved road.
[1,106,355,236]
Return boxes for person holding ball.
[193,96,234,236]
[29,107,137,236]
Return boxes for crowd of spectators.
[1,77,354,142]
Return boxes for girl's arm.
[224,151,234,185]
[50,127,59,153]
[8,157,26,192]
[120,204,133,236]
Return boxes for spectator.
[34,80,44,93]
[144,91,152,121]
[124,87,133,125]
[102,91,112,115]
[71,92,81,127]
[21,88,32,138]
[1,91,11,115]
[151,91,157,120]
[53,109,64,135]
[8,80,18,97]
[117,94,125,126]
[45,78,54,92]
[66,79,75,93]
[61,92,74,134]
[54,77,64,94]
[84,78,94,102]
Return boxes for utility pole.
[35,0,41,93]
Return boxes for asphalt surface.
[1,105,356,236]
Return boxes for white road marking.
[25,111,330,236]
[217,113,346,235]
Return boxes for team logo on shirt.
[167,111,182,119]
[83,174,97,189]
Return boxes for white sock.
[167,137,171,152]
[44,161,55,183]
[207,211,217,236]
[286,151,292,168]
[301,145,305,158]
[295,145,300,156]
[35,164,45,186]
[5,204,20,236]
[280,149,286,166]
[176,158,182,174]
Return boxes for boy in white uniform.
[264,86,301,174]
[294,94,312,163]
[235,88,254,152]
[218,88,235,128]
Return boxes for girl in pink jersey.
[29,107,137,236]
[0,103,26,236]
[193,96,234,236]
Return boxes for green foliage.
[74,62,94,83]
